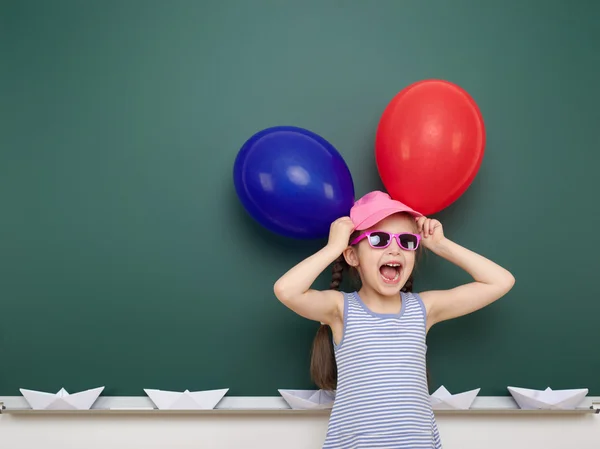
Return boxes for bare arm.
[415,218,515,329]
[273,245,343,324]
[420,237,515,328]
[273,217,354,325]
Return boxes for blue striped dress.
[323,291,442,449]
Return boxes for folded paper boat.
[144,388,229,410]
[278,389,335,410]
[20,387,104,410]
[430,386,480,410]
[507,386,588,410]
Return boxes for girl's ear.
[343,246,359,267]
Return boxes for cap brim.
[354,206,422,231]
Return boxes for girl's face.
[344,213,418,297]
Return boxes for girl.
[274,191,515,449]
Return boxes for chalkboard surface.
[1,0,598,396]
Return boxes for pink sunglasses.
[351,231,421,251]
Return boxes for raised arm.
[416,217,515,329]
[273,217,354,325]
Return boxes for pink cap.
[350,191,422,230]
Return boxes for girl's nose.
[387,237,402,254]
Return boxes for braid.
[401,274,414,293]
[399,271,428,384]
[311,255,346,390]
[330,255,346,290]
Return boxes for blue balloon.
[234,126,355,239]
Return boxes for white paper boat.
[507,386,588,410]
[430,386,480,410]
[144,388,228,410]
[279,389,335,410]
[20,387,104,410]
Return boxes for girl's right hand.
[327,216,355,253]
[274,216,350,328]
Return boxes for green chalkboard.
[1,0,599,396]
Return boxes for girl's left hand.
[415,216,445,249]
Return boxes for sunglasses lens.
[368,232,390,248]
[399,234,418,250]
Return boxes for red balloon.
[375,79,485,216]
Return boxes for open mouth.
[379,263,402,284]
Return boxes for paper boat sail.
[278,389,335,410]
[508,386,588,410]
[430,386,480,410]
[20,387,104,410]
[144,388,229,410]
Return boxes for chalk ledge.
[1,396,599,415]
